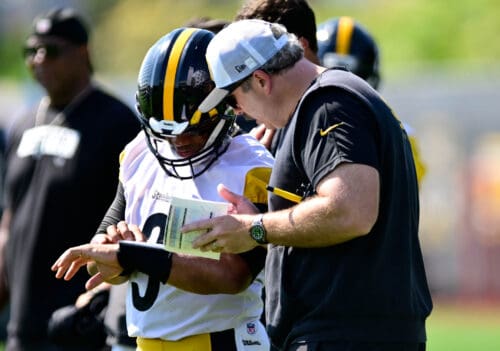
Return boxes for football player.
[317,16,426,183]
[52,27,273,350]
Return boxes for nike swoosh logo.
[319,122,344,136]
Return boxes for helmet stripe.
[336,16,354,55]
[191,106,218,126]
[163,28,197,122]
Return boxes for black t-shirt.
[3,87,140,342]
[266,69,432,348]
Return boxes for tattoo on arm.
[288,209,296,226]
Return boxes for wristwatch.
[249,214,268,244]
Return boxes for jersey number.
[131,213,167,311]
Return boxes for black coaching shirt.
[266,69,432,348]
[3,86,140,344]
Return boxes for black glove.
[47,289,109,349]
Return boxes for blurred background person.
[0,7,139,351]
[236,0,319,64]
[317,16,426,184]
[102,283,135,351]
[183,16,229,34]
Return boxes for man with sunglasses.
[183,19,432,351]
[0,7,139,351]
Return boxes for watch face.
[250,214,267,244]
[251,226,265,241]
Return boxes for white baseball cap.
[198,19,289,113]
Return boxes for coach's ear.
[252,69,272,94]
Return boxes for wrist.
[249,213,268,244]
[117,241,173,283]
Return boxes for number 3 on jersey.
[131,213,168,311]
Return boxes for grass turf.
[427,299,500,351]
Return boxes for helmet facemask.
[140,113,233,179]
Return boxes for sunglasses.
[224,94,239,110]
[223,74,254,110]
[22,43,73,60]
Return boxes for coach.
[188,19,433,351]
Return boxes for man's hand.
[218,184,259,215]
[184,184,261,254]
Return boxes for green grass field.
[0,300,498,350]
[427,300,500,351]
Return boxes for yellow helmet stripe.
[191,106,218,126]
[163,28,197,121]
[191,110,202,125]
[336,16,354,55]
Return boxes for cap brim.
[198,87,230,113]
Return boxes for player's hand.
[94,221,145,244]
[87,221,145,276]
[75,283,111,308]
[108,221,146,242]
[52,243,123,290]
[249,124,275,150]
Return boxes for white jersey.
[119,131,274,341]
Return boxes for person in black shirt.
[185,19,433,351]
[0,7,139,351]
[316,15,427,185]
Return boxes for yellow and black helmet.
[135,27,234,179]
[316,16,380,89]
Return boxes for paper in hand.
[165,196,228,260]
